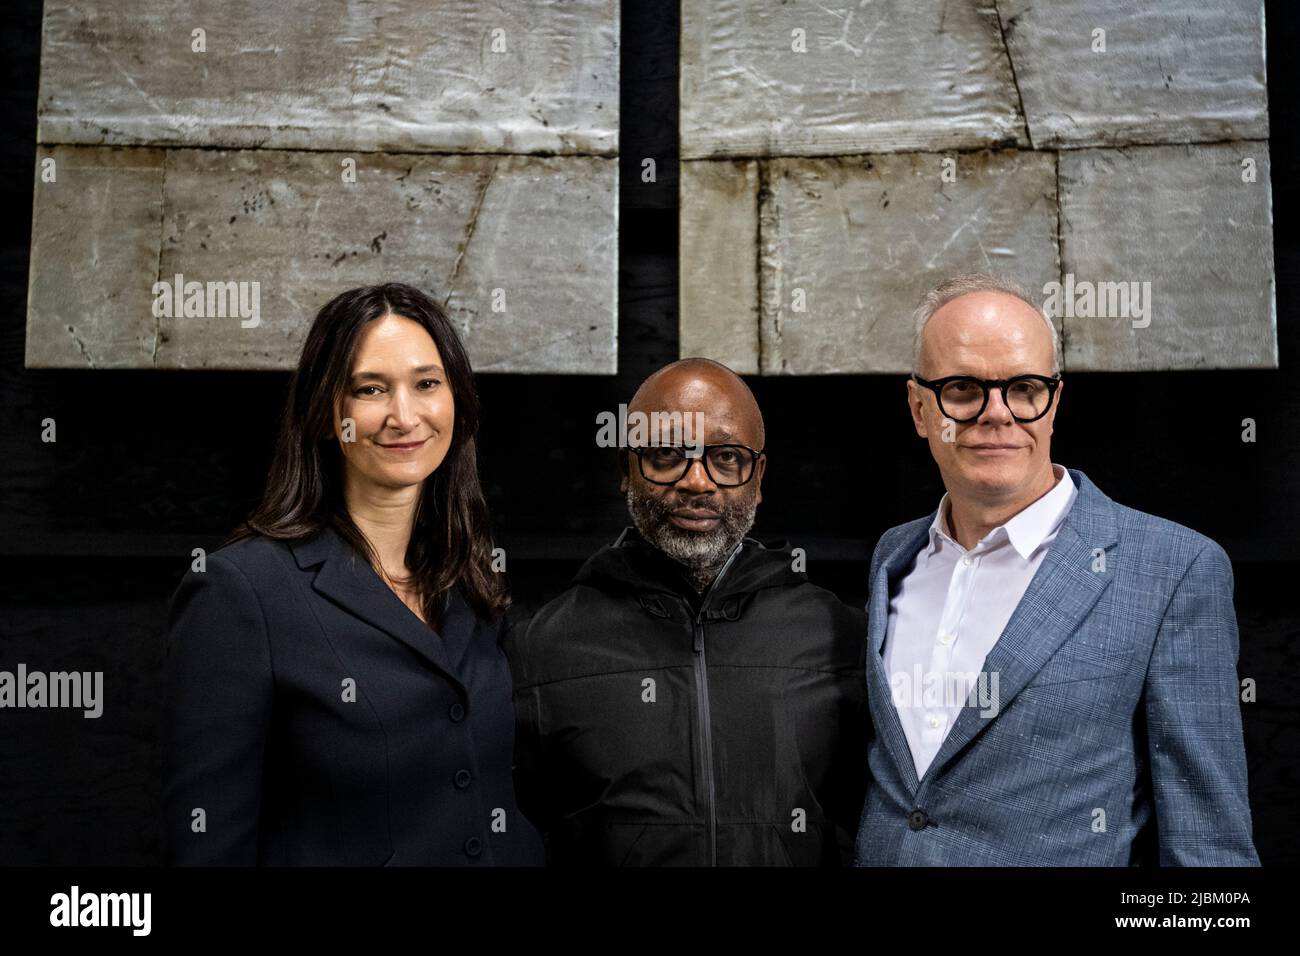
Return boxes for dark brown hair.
[227,282,508,622]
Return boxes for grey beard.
[625,486,757,592]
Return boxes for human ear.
[907,379,928,438]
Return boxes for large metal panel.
[681,0,1027,159]
[27,0,621,372]
[1059,143,1275,370]
[998,0,1268,148]
[39,0,618,155]
[759,150,1059,374]
[678,160,760,372]
[28,147,618,372]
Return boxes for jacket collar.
[926,463,1078,561]
[865,468,1119,794]
[594,526,802,605]
[289,523,473,689]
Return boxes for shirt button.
[449,702,466,722]
[464,837,482,858]
[908,809,930,831]
[939,632,955,645]
[929,716,942,728]
[962,556,973,566]
[454,769,472,789]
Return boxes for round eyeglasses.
[911,373,1061,423]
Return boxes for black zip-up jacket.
[503,527,869,866]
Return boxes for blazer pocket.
[1022,667,1130,689]
[1024,645,1133,689]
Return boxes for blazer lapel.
[437,586,478,674]
[920,469,1119,784]
[865,517,934,796]
[290,525,463,691]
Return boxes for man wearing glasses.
[505,358,868,866]
[856,273,1258,866]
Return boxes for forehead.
[923,291,1053,373]
[353,313,441,362]
[633,374,759,444]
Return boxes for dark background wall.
[1,0,1296,865]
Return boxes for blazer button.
[908,809,930,831]
[449,702,466,722]
[454,769,473,789]
[464,837,482,858]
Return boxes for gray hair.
[911,273,1061,376]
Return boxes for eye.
[649,447,684,465]
[354,384,382,396]
[417,378,442,390]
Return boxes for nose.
[978,384,1015,426]
[674,455,717,494]
[386,386,421,433]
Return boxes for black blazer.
[162,524,543,866]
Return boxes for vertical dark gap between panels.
[617,0,679,383]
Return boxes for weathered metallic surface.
[997,0,1268,148]
[1059,143,1275,370]
[29,0,620,372]
[677,0,1274,375]
[757,150,1059,374]
[678,160,759,373]
[38,0,618,156]
[30,147,617,372]
[681,0,1027,159]
[25,146,165,368]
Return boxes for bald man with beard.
[503,359,868,866]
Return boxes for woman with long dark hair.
[162,283,542,866]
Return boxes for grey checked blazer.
[855,468,1259,866]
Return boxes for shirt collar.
[926,464,1077,561]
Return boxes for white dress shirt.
[883,463,1079,779]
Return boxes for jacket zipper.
[692,617,716,866]
[690,544,743,868]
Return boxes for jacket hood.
[571,526,806,603]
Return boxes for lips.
[963,443,1025,453]
[377,438,428,450]
[670,508,720,531]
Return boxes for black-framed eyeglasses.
[911,373,1061,423]
[628,444,764,487]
